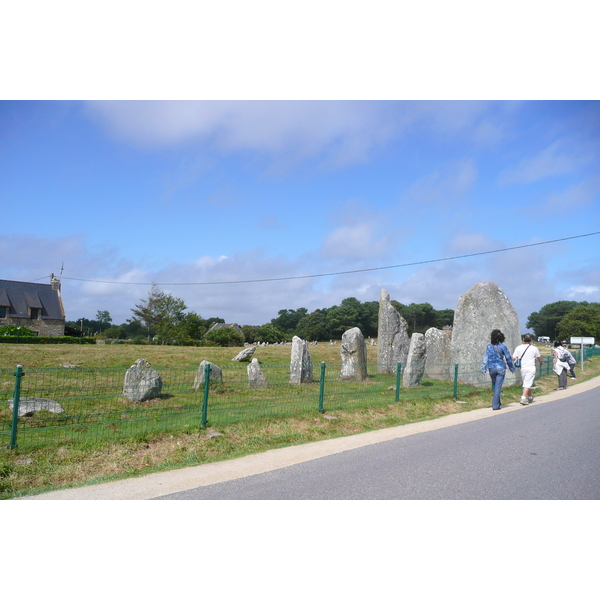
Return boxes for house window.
[30,308,40,319]
[0,307,6,318]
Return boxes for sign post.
[570,337,595,372]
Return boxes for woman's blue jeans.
[489,367,506,409]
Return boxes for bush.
[102,325,127,339]
[0,336,96,344]
[0,325,36,337]
[204,327,245,347]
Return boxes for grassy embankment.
[1,342,598,499]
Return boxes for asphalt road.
[154,386,600,500]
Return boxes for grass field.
[1,341,597,499]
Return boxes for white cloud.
[322,222,392,260]
[85,101,400,170]
[499,139,592,185]
[566,285,599,296]
[194,255,229,269]
[84,101,519,175]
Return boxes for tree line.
[65,285,600,347]
[66,285,454,345]
[526,301,600,342]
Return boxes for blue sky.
[1,100,599,329]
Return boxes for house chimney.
[51,273,61,292]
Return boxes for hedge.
[0,336,97,344]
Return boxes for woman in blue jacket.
[482,329,515,410]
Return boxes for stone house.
[0,274,66,336]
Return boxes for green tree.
[241,324,285,343]
[121,319,147,339]
[434,309,454,329]
[103,325,127,339]
[357,300,379,338]
[129,284,187,342]
[526,301,580,339]
[258,323,285,343]
[95,310,112,330]
[180,311,207,341]
[556,305,600,341]
[327,298,362,338]
[296,309,330,341]
[270,308,308,333]
[241,325,263,343]
[401,302,436,334]
[204,327,244,347]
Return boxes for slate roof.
[0,279,65,320]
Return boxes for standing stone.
[193,360,223,390]
[402,333,427,388]
[339,327,368,381]
[232,347,256,362]
[377,288,410,373]
[290,335,313,384]
[123,359,162,402]
[450,282,521,387]
[423,327,452,380]
[247,358,268,388]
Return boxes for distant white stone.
[123,359,162,402]
[339,327,368,381]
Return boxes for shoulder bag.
[514,344,530,368]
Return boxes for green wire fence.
[2,346,598,450]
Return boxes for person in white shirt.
[553,340,570,390]
[512,334,543,405]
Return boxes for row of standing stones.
[120,281,523,402]
[7,282,522,412]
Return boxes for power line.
[56,231,600,287]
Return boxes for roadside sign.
[570,337,595,345]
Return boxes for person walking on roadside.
[553,340,569,390]
[512,334,543,405]
[482,329,515,410]
[561,342,577,379]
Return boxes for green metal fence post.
[453,364,459,399]
[201,362,210,427]
[318,362,326,413]
[395,362,402,402]
[9,365,24,449]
